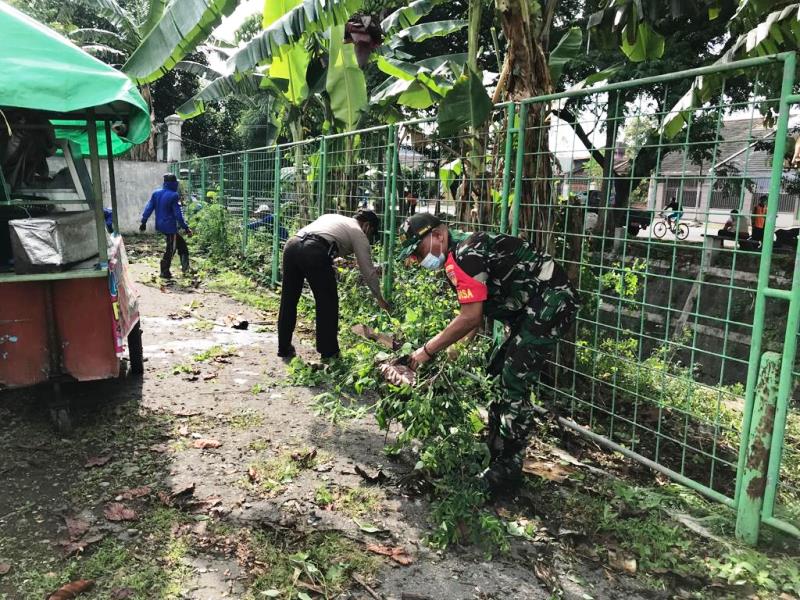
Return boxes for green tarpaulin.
[0,1,150,156]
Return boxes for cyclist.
[665,196,683,229]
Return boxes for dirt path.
[0,256,696,599]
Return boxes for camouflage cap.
[397,213,442,261]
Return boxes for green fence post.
[511,102,527,237]
[500,103,516,235]
[200,159,207,203]
[383,125,398,300]
[271,149,282,288]
[242,151,250,255]
[218,155,225,206]
[380,131,390,267]
[735,52,796,508]
[318,136,328,215]
[735,351,781,545]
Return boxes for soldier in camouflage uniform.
[397,213,578,490]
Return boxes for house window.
[752,177,799,214]
[709,179,743,210]
[662,177,700,208]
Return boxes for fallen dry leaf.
[355,464,387,485]
[173,409,200,417]
[522,459,574,483]
[59,533,104,557]
[248,466,259,482]
[64,516,90,541]
[351,324,398,350]
[110,588,134,599]
[103,503,137,522]
[0,563,10,576]
[47,579,94,600]
[193,438,222,449]
[202,372,218,381]
[149,443,169,454]
[607,549,637,575]
[533,560,561,593]
[291,447,317,466]
[366,543,413,565]
[84,455,111,468]
[159,483,196,507]
[187,495,223,514]
[177,424,190,436]
[118,485,151,501]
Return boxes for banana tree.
[69,0,240,159]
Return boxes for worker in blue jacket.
[140,173,193,279]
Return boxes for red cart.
[0,3,151,432]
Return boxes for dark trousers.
[751,227,764,242]
[162,233,189,276]
[277,237,339,358]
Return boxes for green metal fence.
[174,53,800,544]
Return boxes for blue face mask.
[419,237,446,270]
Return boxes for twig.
[352,574,384,600]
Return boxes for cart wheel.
[48,382,72,435]
[128,322,144,375]
[51,407,73,435]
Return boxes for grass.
[246,447,329,495]
[203,268,280,314]
[314,485,382,518]
[543,476,800,596]
[187,319,215,332]
[244,530,380,600]
[193,345,236,363]
[6,497,193,600]
[225,409,264,430]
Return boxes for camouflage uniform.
[446,231,579,466]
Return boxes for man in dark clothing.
[397,214,579,491]
[140,173,192,279]
[278,210,390,360]
[665,196,683,229]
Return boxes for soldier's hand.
[139,223,146,232]
[185,228,194,237]
[409,346,431,370]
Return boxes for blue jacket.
[246,214,289,240]
[141,181,189,234]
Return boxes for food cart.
[0,3,150,432]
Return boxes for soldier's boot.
[480,453,524,493]
[179,252,191,275]
[159,258,173,279]
[481,419,524,493]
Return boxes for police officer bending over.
[397,214,579,491]
[278,210,390,361]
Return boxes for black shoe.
[479,456,524,494]
[278,345,296,359]
[320,352,340,362]
[160,271,173,279]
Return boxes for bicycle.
[652,212,690,240]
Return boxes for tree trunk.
[496,0,554,251]
[455,0,486,230]
[129,84,157,162]
[288,117,310,224]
